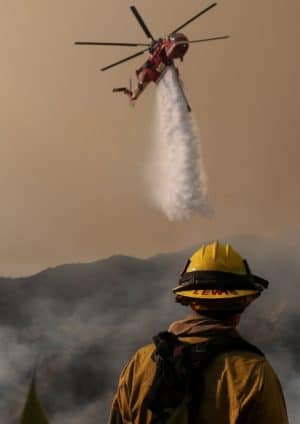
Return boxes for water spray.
[149,67,212,221]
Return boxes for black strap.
[145,332,184,419]
[175,270,269,292]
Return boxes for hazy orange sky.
[1,0,299,275]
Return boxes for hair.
[190,306,242,321]
[175,292,260,316]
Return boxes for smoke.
[148,66,211,221]
[0,255,180,423]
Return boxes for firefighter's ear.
[190,302,198,312]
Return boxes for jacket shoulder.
[134,343,156,360]
[119,343,156,386]
[213,349,267,389]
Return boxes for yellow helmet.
[173,241,268,312]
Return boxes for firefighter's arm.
[108,358,135,424]
[108,403,123,424]
[239,361,289,424]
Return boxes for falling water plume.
[149,67,212,221]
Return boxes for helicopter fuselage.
[136,33,189,83]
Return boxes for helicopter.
[74,2,228,111]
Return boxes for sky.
[1,0,300,275]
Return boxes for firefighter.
[109,241,288,423]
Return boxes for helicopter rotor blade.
[179,35,229,44]
[100,48,149,72]
[170,3,217,34]
[74,41,150,47]
[189,35,229,43]
[130,6,155,41]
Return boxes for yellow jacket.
[109,334,288,424]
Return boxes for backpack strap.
[190,333,264,360]
[185,334,264,420]
[145,332,185,421]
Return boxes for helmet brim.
[173,288,259,300]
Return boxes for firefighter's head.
[173,241,269,316]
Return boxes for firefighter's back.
[110,339,288,424]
